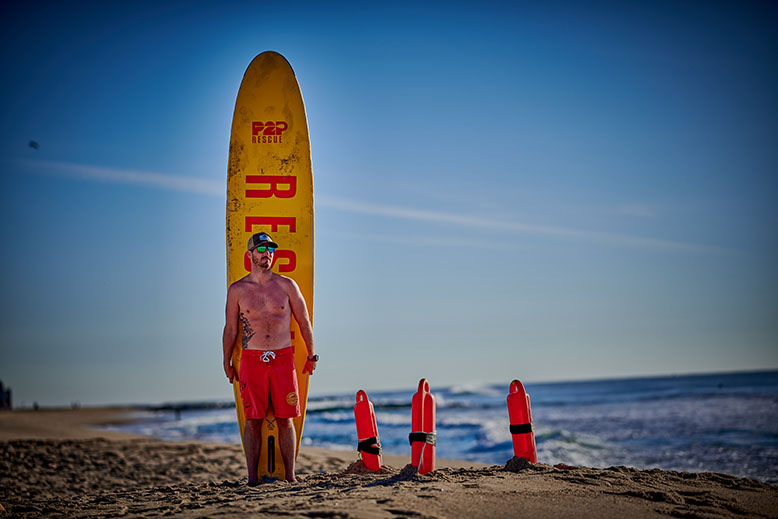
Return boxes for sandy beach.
[1,408,776,518]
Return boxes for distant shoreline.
[0,406,148,441]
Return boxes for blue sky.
[1,0,776,406]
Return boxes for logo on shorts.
[286,392,299,406]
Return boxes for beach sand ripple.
[2,438,777,518]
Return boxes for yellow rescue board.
[226,51,314,480]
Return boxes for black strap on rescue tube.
[510,423,535,435]
[408,431,437,446]
[357,436,382,455]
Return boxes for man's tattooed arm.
[239,312,255,349]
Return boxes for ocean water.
[106,371,778,483]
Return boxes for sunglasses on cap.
[252,246,276,253]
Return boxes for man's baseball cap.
[248,232,279,251]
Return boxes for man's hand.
[303,358,317,375]
[224,363,239,383]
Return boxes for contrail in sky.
[14,159,729,255]
[316,195,729,254]
[18,158,224,197]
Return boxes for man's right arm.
[223,284,240,383]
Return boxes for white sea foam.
[449,383,502,397]
[479,418,512,446]
[375,412,412,426]
[318,411,353,423]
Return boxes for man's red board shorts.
[239,346,301,420]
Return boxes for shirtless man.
[222,231,317,485]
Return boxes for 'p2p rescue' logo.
[252,121,288,143]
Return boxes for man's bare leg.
[244,419,262,486]
[277,417,297,482]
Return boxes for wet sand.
[1,408,776,518]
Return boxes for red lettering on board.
[245,216,296,233]
[243,249,297,273]
[252,121,289,136]
[252,135,283,144]
[246,175,297,198]
[273,249,297,273]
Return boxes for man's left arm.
[287,278,316,374]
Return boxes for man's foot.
[285,475,297,483]
[247,479,260,487]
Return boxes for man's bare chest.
[239,286,289,319]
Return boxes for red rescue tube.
[354,390,383,471]
[507,379,537,463]
[410,378,436,474]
